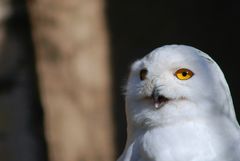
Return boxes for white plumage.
[117,45,240,161]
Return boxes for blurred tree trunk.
[27,1,114,161]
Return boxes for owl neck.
[125,103,239,139]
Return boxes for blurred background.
[0,0,239,161]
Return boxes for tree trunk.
[27,1,114,161]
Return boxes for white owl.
[117,45,240,161]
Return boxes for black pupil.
[140,69,147,80]
[182,71,188,77]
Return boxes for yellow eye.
[175,68,194,80]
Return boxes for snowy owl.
[117,45,240,161]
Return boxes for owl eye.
[175,68,194,80]
[140,69,148,80]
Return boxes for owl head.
[125,45,236,128]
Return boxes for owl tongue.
[153,95,169,109]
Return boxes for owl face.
[125,45,233,127]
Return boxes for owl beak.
[151,89,169,109]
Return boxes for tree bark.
[27,1,114,161]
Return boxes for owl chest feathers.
[124,118,240,161]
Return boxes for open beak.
[151,89,169,109]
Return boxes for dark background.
[0,1,48,161]
[0,0,239,160]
